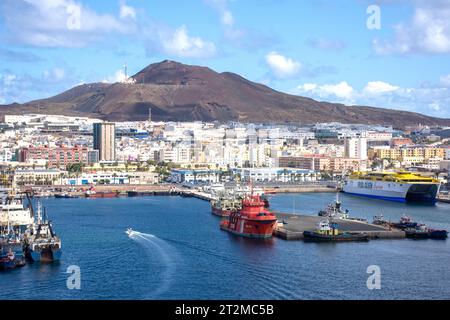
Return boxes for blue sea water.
[0,193,449,300]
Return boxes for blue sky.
[1,0,450,118]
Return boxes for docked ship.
[85,187,119,198]
[343,172,441,203]
[220,194,277,238]
[303,220,369,242]
[54,192,78,199]
[0,190,33,270]
[0,234,26,270]
[0,191,34,232]
[388,215,448,240]
[318,193,349,220]
[24,202,62,262]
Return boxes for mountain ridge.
[1,60,449,128]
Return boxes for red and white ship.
[220,194,277,238]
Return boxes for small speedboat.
[126,228,133,236]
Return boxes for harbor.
[0,192,449,300]
[16,181,449,243]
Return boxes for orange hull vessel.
[220,195,277,239]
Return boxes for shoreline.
[19,183,339,198]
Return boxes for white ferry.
[343,172,441,203]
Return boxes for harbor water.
[1,193,449,300]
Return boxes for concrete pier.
[274,213,405,240]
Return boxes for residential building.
[240,167,318,182]
[18,145,88,168]
[344,138,367,160]
[93,122,116,161]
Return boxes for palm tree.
[112,172,118,184]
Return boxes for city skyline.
[1,0,450,119]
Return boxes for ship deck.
[273,213,405,240]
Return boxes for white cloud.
[119,1,136,19]
[373,1,450,54]
[1,0,136,47]
[320,82,354,99]
[0,68,78,104]
[204,0,276,50]
[363,81,399,94]
[2,74,17,86]
[265,52,302,79]
[222,10,234,27]
[440,74,450,87]
[159,25,217,58]
[205,0,234,27]
[428,102,440,111]
[298,81,354,100]
[43,68,65,81]
[296,77,450,118]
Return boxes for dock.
[273,213,405,240]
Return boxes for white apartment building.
[240,167,318,182]
[0,149,13,162]
[169,169,220,184]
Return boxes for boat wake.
[127,229,178,298]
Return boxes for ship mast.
[36,201,42,225]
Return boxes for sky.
[1,0,450,118]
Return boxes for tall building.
[344,138,367,160]
[93,122,116,161]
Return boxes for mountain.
[1,60,450,127]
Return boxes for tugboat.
[85,186,119,198]
[211,197,242,217]
[404,224,448,240]
[0,246,26,270]
[391,215,418,229]
[303,220,369,242]
[388,215,448,239]
[220,194,277,239]
[24,202,62,262]
[373,214,390,226]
